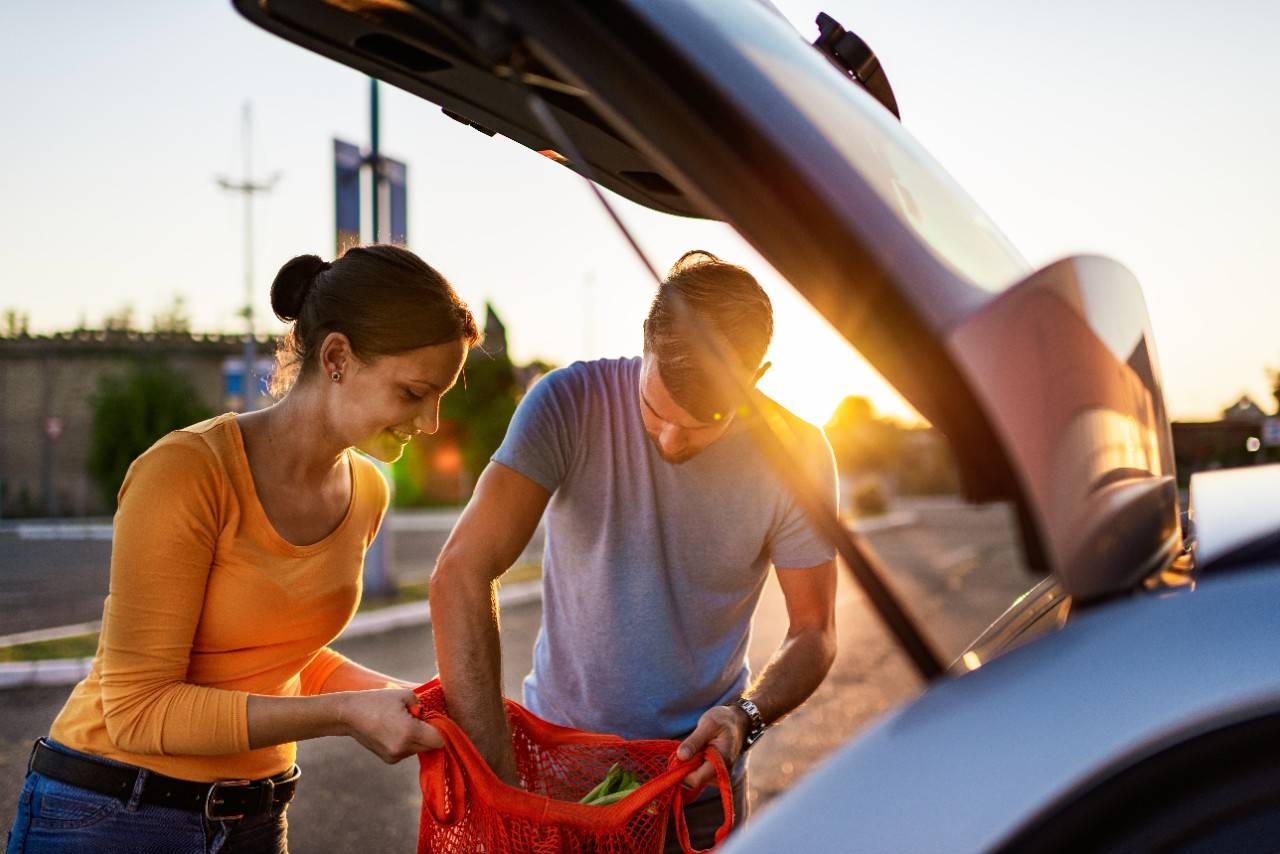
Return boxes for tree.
[1269,367,1280,416]
[391,349,525,506]
[2,309,29,337]
[824,395,959,496]
[103,305,135,332]
[87,360,214,507]
[152,294,192,334]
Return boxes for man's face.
[638,355,736,464]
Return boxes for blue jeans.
[5,741,288,854]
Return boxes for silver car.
[235,1,1280,850]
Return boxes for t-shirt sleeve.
[769,427,840,570]
[491,366,583,494]
[98,435,251,756]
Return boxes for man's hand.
[676,705,749,790]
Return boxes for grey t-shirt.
[492,356,837,742]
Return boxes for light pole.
[217,102,280,410]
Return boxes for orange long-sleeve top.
[49,413,389,783]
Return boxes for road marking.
[0,621,102,647]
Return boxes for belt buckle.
[205,779,252,822]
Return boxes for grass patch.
[0,633,99,663]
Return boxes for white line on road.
[0,621,102,648]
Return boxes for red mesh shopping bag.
[412,679,733,854]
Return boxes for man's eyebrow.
[640,389,709,429]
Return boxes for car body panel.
[1190,463,1280,569]
[947,255,1180,598]
[722,568,1280,853]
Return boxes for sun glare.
[756,288,920,429]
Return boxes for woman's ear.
[318,331,354,379]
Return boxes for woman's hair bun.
[270,254,330,322]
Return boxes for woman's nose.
[414,405,440,436]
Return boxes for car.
[232,1,1280,850]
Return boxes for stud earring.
[330,370,342,382]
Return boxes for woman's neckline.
[226,412,359,553]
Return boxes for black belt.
[31,739,300,821]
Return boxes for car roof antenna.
[813,12,901,119]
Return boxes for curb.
[0,579,544,691]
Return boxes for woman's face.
[326,336,470,463]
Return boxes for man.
[429,250,838,849]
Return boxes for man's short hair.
[642,250,773,422]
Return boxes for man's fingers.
[681,760,713,789]
[677,718,717,762]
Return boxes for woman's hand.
[335,688,444,764]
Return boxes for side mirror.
[813,12,901,120]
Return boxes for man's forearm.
[742,627,837,727]
[428,566,519,783]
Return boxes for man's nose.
[659,424,687,454]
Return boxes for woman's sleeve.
[98,437,252,756]
[297,647,353,695]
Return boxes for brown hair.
[642,250,773,422]
[269,244,480,397]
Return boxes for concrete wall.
[0,332,273,517]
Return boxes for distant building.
[1171,394,1276,482]
[0,330,273,517]
[1221,395,1268,423]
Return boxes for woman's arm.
[247,689,441,763]
[299,647,419,693]
[98,440,251,755]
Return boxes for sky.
[2,1,1278,425]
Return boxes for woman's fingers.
[414,721,444,751]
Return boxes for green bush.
[852,478,890,518]
[87,359,213,508]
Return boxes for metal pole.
[241,103,257,408]
[363,77,394,596]
[369,78,381,243]
[216,103,279,411]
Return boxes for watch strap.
[730,697,766,751]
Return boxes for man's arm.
[428,461,550,785]
[677,558,838,787]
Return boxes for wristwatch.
[727,697,767,752]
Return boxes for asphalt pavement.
[0,498,1036,851]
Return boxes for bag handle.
[670,747,735,854]
[415,711,468,825]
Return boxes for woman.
[6,246,479,853]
